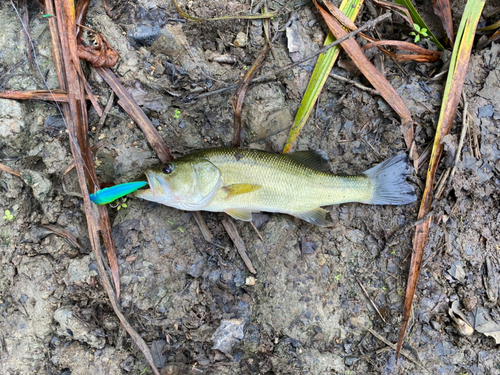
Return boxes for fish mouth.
[135,171,170,198]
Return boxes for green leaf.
[414,23,421,32]
[396,0,444,50]
[3,210,14,220]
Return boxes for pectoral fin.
[293,207,331,227]
[223,183,261,199]
[225,208,254,221]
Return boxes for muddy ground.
[1,0,500,374]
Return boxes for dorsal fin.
[287,150,330,171]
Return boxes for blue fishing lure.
[89,181,147,205]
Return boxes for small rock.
[344,355,357,366]
[213,319,245,355]
[209,269,221,282]
[0,99,25,139]
[128,23,161,46]
[245,276,256,286]
[43,115,65,135]
[41,139,70,174]
[317,255,326,266]
[21,226,52,244]
[54,308,105,348]
[151,339,167,368]
[120,356,135,372]
[286,21,318,67]
[187,255,206,278]
[478,104,493,118]
[242,85,293,142]
[301,238,318,255]
[447,260,465,283]
[151,24,188,58]
[234,31,247,47]
[462,295,478,311]
[345,229,364,244]
[234,270,245,287]
[63,256,98,286]
[430,320,442,331]
[21,170,53,203]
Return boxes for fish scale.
[135,148,416,226]
[192,149,372,213]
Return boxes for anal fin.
[225,208,254,221]
[293,207,331,227]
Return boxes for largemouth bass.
[135,148,416,226]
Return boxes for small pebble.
[478,104,493,118]
[318,255,326,266]
[245,276,256,286]
[234,32,247,47]
[213,319,245,355]
[430,320,441,331]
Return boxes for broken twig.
[192,211,214,243]
[357,279,387,323]
[0,163,22,178]
[222,219,257,274]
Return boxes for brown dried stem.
[95,67,173,163]
[45,1,160,373]
[222,219,257,274]
[0,164,22,178]
[230,44,270,148]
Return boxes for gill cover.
[135,157,222,210]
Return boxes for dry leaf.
[448,300,474,336]
[433,0,454,46]
[471,307,500,344]
[78,32,119,68]
[483,257,499,303]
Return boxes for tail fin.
[362,154,416,205]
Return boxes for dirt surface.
[1,0,500,374]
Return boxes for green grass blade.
[283,0,363,153]
[396,0,485,360]
[439,0,484,122]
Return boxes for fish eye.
[163,165,173,174]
